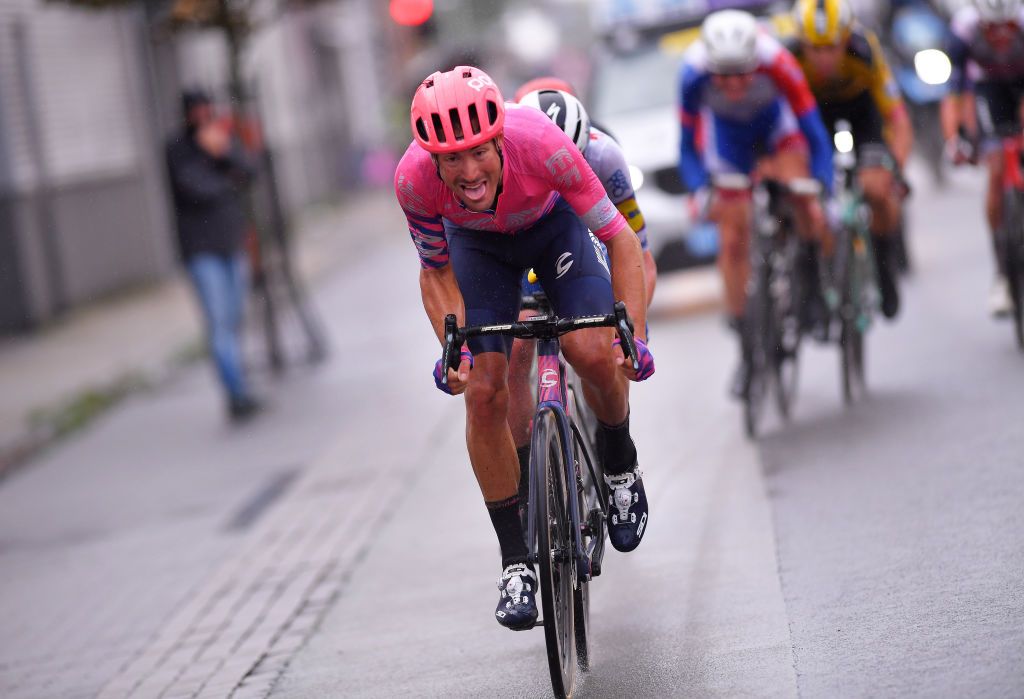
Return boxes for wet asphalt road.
[271,165,1024,698]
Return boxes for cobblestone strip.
[95,450,411,699]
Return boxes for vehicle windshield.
[591,46,683,118]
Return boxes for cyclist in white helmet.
[509,87,657,507]
[943,0,1024,316]
[679,9,833,398]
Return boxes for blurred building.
[0,0,396,335]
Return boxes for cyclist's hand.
[687,187,712,221]
[613,337,655,381]
[434,348,473,395]
[944,136,974,166]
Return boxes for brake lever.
[442,314,462,383]
[613,301,640,373]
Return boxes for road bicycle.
[441,299,639,698]
[829,121,881,402]
[714,173,811,437]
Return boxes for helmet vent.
[448,108,464,140]
[431,113,447,144]
[415,117,429,142]
[467,103,482,135]
[425,78,434,89]
[462,69,473,79]
[486,100,499,125]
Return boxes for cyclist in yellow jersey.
[788,0,914,319]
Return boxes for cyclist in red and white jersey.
[394,66,654,630]
[943,0,1024,315]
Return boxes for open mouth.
[459,180,489,203]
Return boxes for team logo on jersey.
[607,169,631,200]
[555,251,574,279]
[545,147,581,188]
[396,174,430,217]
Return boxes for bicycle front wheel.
[531,409,576,698]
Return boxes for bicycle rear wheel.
[532,409,576,698]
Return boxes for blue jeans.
[187,253,250,401]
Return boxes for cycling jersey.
[948,6,1024,91]
[786,26,904,120]
[395,105,628,270]
[678,30,834,193]
[585,127,649,251]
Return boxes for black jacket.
[165,131,255,261]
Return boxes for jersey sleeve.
[678,57,710,192]
[394,159,448,269]
[765,39,834,193]
[589,134,649,249]
[947,11,974,94]
[865,31,903,118]
[539,134,628,242]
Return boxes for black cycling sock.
[597,413,637,476]
[487,496,529,568]
[992,227,1008,277]
[516,445,531,504]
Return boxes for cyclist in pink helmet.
[396,66,655,630]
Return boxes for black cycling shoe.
[873,236,900,319]
[604,466,648,552]
[798,243,830,341]
[495,563,539,630]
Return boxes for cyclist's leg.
[703,108,759,391]
[507,273,543,502]
[448,225,540,629]
[529,202,649,551]
[849,93,902,317]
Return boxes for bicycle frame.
[526,337,590,582]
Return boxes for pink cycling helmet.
[410,66,505,154]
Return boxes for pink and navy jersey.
[948,6,1024,90]
[394,105,627,269]
[678,30,833,192]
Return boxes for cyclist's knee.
[562,331,615,381]
[465,360,510,423]
[859,168,891,204]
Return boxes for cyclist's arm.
[768,46,834,193]
[678,65,710,192]
[604,221,648,343]
[420,264,465,346]
[942,17,973,141]
[866,31,914,167]
[395,167,464,345]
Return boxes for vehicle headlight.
[628,164,644,191]
[914,49,952,86]
[834,130,854,154]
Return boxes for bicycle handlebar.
[441,301,640,380]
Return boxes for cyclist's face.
[711,73,755,101]
[806,42,845,78]
[982,21,1019,51]
[436,138,503,212]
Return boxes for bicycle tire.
[840,231,869,404]
[772,237,802,420]
[532,409,576,698]
[744,263,772,438]
[1003,192,1024,350]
